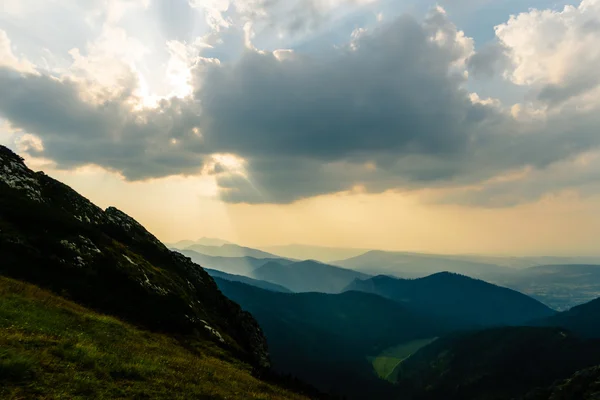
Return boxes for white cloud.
[0,30,37,73]
[496,0,600,106]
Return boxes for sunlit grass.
[0,275,307,400]
[370,338,438,382]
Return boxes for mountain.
[334,250,512,280]
[261,244,369,263]
[345,273,555,328]
[206,268,293,293]
[252,260,370,293]
[169,237,232,248]
[0,275,312,400]
[538,296,600,338]
[184,243,281,259]
[395,327,600,400]
[177,248,294,276]
[214,278,440,398]
[492,264,600,310]
[0,145,270,367]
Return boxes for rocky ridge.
[0,145,269,368]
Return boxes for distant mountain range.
[259,244,369,263]
[168,237,233,248]
[333,250,514,279]
[182,243,281,259]
[205,268,292,293]
[178,240,600,310]
[177,249,294,276]
[252,260,369,293]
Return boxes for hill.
[206,269,293,293]
[0,275,311,399]
[396,327,600,400]
[252,260,370,293]
[183,243,280,259]
[261,244,368,263]
[214,278,440,398]
[538,296,600,338]
[345,273,555,328]
[334,250,511,280]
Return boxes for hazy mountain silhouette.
[261,244,369,263]
[334,250,512,280]
[345,272,555,328]
[169,237,232,248]
[206,268,293,293]
[183,243,281,259]
[177,249,294,276]
[252,260,370,293]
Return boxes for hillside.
[345,273,555,328]
[0,275,310,400]
[252,260,370,293]
[522,365,600,400]
[538,296,600,338]
[0,145,268,367]
[206,268,293,293]
[214,278,440,398]
[396,327,600,400]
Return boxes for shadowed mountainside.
[0,145,269,368]
[345,272,555,328]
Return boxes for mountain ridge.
[0,145,269,368]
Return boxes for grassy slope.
[370,338,437,382]
[0,276,307,400]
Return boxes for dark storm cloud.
[467,42,510,78]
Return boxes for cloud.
[0,66,208,179]
[496,0,600,107]
[467,42,510,78]
[1,4,600,206]
[0,30,37,73]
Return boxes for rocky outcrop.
[0,145,269,369]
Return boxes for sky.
[1,0,600,256]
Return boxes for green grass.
[370,338,437,382]
[0,275,308,400]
